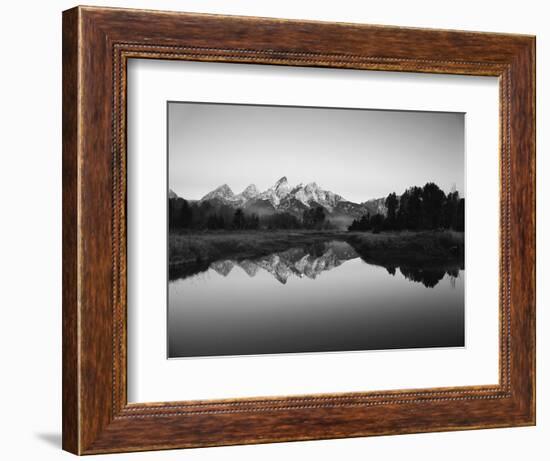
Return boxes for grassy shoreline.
[169,229,464,271]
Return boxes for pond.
[168,241,464,358]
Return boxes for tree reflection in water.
[170,240,462,289]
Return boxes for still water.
[168,241,464,358]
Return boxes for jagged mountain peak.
[217,183,233,194]
[200,183,234,201]
[239,184,259,198]
[256,176,292,206]
[230,184,260,206]
[195,177,370,228]
[273,176,291,195]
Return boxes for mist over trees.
[348,182,464,233]
[169,196,336,232]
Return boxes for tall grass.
[169,229,464,268]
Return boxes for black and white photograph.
[1,0,541,457]
[167,102,466,358]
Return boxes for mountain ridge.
[170,177,389,227]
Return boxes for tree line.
[169,198,332,231]
[348,182,464,233]
[169,199,259,230]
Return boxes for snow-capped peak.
[200,184,234,201]
[274,176,288,186]
[288,181,343,210]
[273,176,291,195]
[258,176,292,206]
[198,177,345,211]
[230,184,260,205]
[238,184,260,199]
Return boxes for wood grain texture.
[62,5,536,455]
[62,7,79,454]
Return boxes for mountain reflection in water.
[168,239,464,357]
[171,240,460,289]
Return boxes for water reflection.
[211,241,357,284]
[171,240,461,289]
[168,240,464,358]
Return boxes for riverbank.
[169,229,464,274]
[346,230,464,268]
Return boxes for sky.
[168,102,464,203]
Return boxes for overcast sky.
[168,102,464,202]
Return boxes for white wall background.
[0,1,545,459]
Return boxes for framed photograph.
[62,6,535,455]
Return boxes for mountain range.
[170,176,387,228]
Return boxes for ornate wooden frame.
[62,5,536,455]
